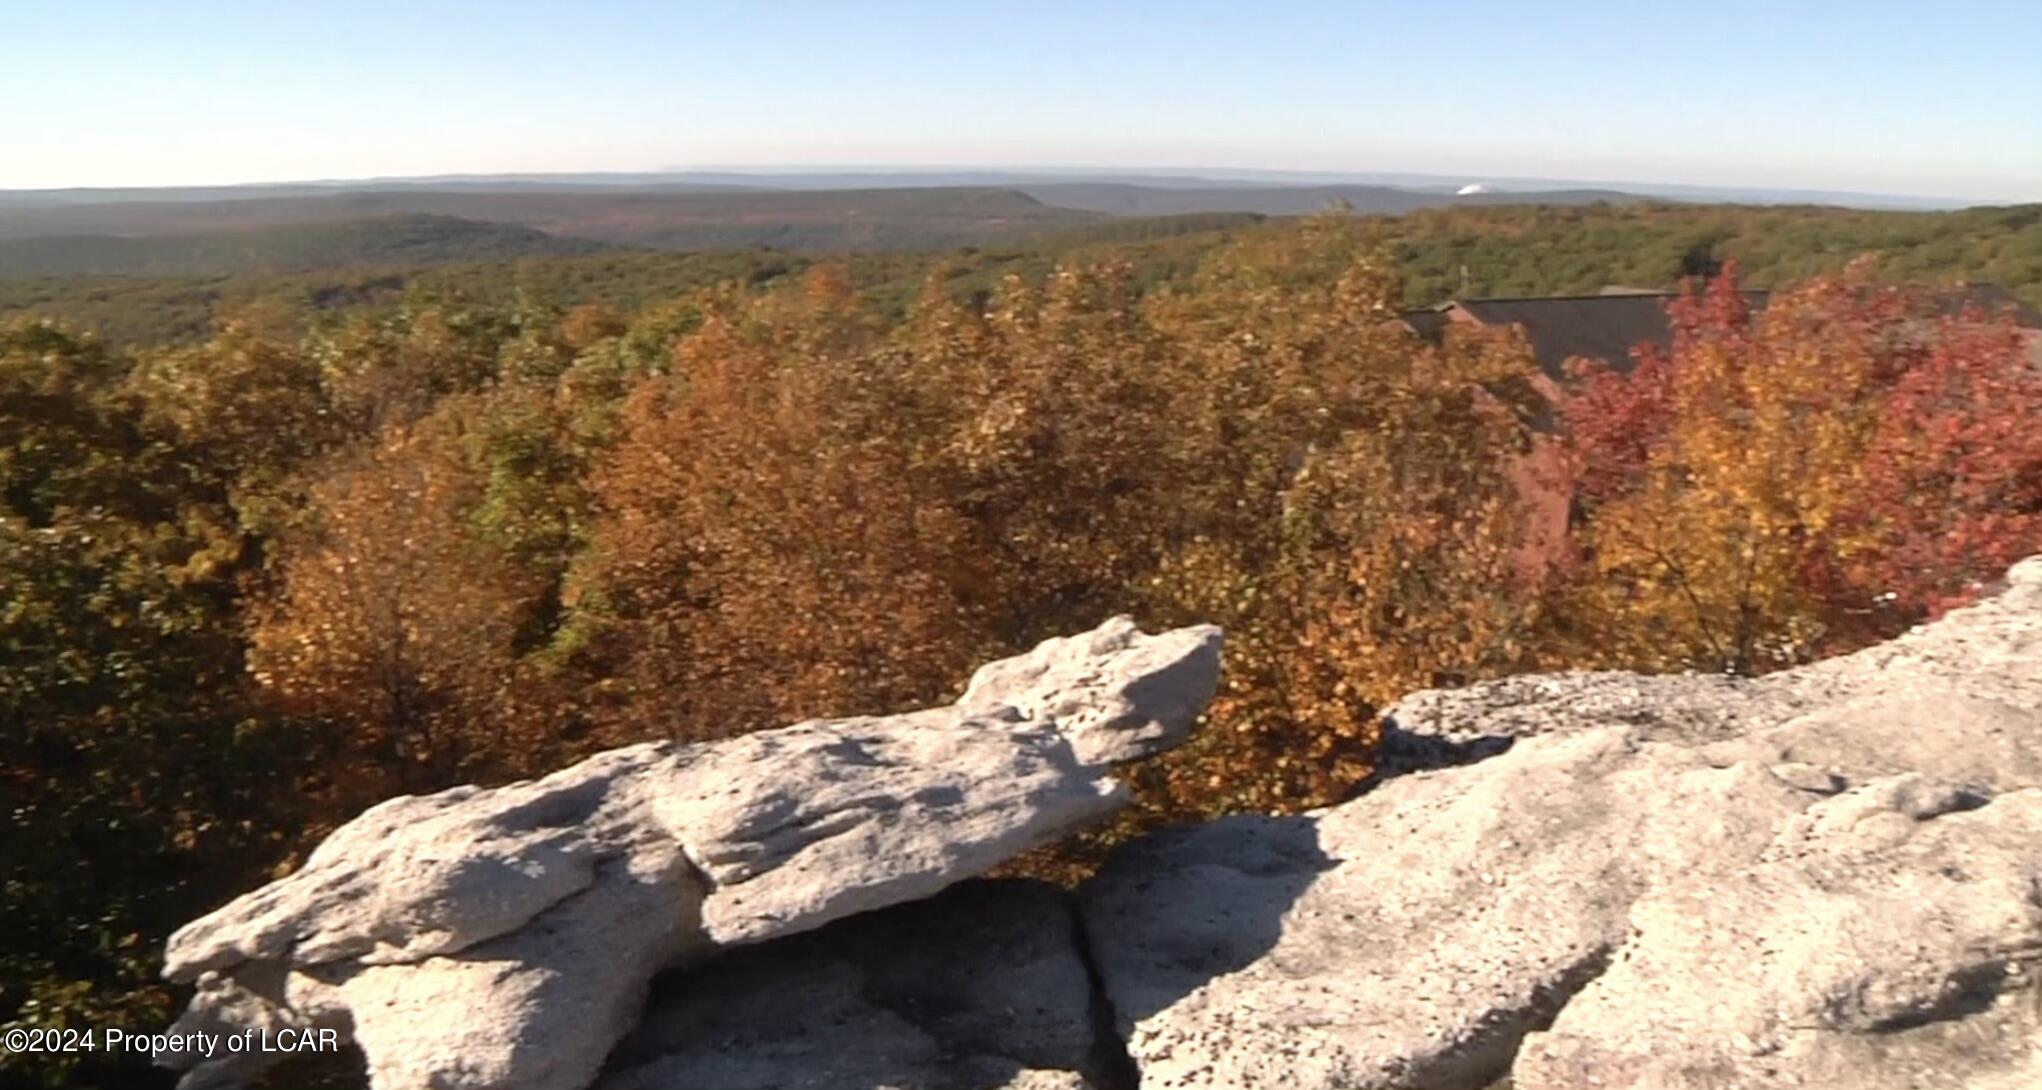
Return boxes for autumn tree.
[1840,310,2042,618]
[1130,219,1544,817]
[2,322,309,1088]
[570,271,990,740]
[248,404,561,808]
[313,304,513,433]
[569,217,1552,821]
[920,264,1179,647]
[1560,267,2042,672]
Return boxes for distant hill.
[638,169,1974,209]
[31,175,1950,284]
[0,179,1666,280]
[1016,182,1649,217]
[0,179,760,209]
[550,187,1100,251]
[8,196,2037,349]
[0,214,610,278]
[0,181,1651,243]
[6,168,1970,209]
[3,201,2030,353]
[0,187,1102,257]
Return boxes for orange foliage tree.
[247,404,565,809]
[1560,267,2042,672]
[1132,228,1543,816]
[570,219,1548,819]
[568,270,993,740]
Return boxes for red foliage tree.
[1845,316,2042,616]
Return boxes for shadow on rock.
[1076,814,1333,1029]
[598,879,1114,1090]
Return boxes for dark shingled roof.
[1398,308,1452,342]
[1403,285,2040,382]
[1450,294,1706,379]
[1927,283,2042,327]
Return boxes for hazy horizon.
[7,1,2039,203]
[0,165,2001,213]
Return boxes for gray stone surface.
[599,880,1111,1090]
[1082,556,2042,1089]
[1381,555,2042,769]
[960,615,1223,767]
[156,618,1220,1090]
[1080,731,1813,1089]
[1514,777,2042,1090]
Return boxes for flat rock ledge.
[1082,555,2042,1090]
[155,617,1222,1090]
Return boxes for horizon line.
[0,164,2022,210]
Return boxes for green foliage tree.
[1,322,309,1089]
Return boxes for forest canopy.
[3,200,2039,349]
[5,209,2041,1088]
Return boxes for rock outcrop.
[159,556,2042,1090]
[155,617,1222,1090]
[1080,556,2042,1089]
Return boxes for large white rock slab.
[157,618,1220,1090]
[1081,557,2042,1089]
[1514,777,2042,1090]
[1081,730,1813,1089]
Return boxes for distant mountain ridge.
[0,214,608,279]
[0,170,2019,282]
[6,200,2038,349]
[0,177,1658,280]
[1014,182,1646,216]
[0,188,1108,277]
[3,168,1987,211]
[0,186,1089,242]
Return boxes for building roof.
[1450,294,1732,379]
[1401,284,2041,381]
[1398,307,1453,342]
[1927,283,2042,327]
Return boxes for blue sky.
[5,0,2039,200]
